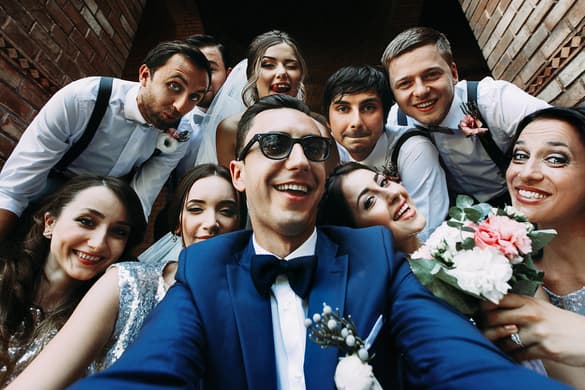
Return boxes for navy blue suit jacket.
[71,226,569,389]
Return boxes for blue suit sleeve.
[69,252,205,389]
[386,236,569,389]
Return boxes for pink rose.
[474,215,532,262]
[458,114,488,137]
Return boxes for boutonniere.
[459,101,488,137]
[156,128,190,154]
[409,195,556,316]
[305,303,383,390]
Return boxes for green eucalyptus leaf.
[455,195,474,208]
[463,207,482,222]
[449,207,464,220]
[529,229,558,252]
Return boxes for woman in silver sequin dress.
[8,164,243,389]
[482,107,585,388]
[0,176,146,387]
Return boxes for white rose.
[423,222,473,260]
[334,354,381,390]
[446,246,513,304]
[156,133,178,154]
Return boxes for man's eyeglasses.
[237,133,331,162]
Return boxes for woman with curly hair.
[0,175,146,385]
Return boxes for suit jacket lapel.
[227,240,277,390]
[304,230,349,389]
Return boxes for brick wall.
[0,0,147,167]
[459,0,584,106]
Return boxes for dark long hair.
[0,175,146,382]
[167,164,245,235]
[318,162,380,227]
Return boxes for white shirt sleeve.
[397,135,449,241]
[0,79,93,215]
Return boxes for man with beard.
[0,40,210,241]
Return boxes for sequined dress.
[544,286,585,316]
[89,258,176,372]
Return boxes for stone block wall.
[0,0,147,167]
[459,0,584,106]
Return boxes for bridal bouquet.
[305,304,383,390]
[409,195,556,316]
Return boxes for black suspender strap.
[53,77,113,173]
[390,129,432,171]
[396,108,408,126]
[467,81,509,174]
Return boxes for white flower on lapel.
[156,132,178,154]
[305,303,383,390]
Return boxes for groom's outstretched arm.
[69,268,206,389]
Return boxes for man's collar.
[124,85,149,125]
[252,228,317,259]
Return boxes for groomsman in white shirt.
[383,26,549,207]
[0,40,211,241]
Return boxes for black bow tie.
[414,124,456,135]
[251,254,317,298]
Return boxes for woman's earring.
[43,229,53,239]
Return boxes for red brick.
[537,78,562,102]
[64,2,89,34]
[47,1,74,34]
[84,0,99,14]
[566,2,585,28]
[526,1,555,33]
[57,53,83,80]
[478,7,502,49]
[542,20,572,58]
[1,112,26,141]
[552,76,584,106]
[522,23,549,58]
[558,50,585,87]
[34,51,66,86]
[73,51,98,76]
[85,29,107,62]
[95,9,114,37]
[0,82,36,122]
[0,2,34,31]
[509,1,533,35]
[519,50,546,84]
[0,56,23,89]
[69,28,95,62]
[502,51,528,83]
[18,78,50,110]
[2,17,40,60]
[119,15,135,41]
[0,131,17,160]
[30,22,61,58]
[80,6,102,35]
[70,0,84,11]
[544,0,576,31]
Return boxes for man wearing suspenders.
[383,27,549,207]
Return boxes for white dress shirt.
[252,229,317,390]
[387,77,550,202]
[0,76,189,218]
[337,127,448,241]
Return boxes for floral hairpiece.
[305,303,383,389]
[156,128,190,154]
[409,195,556,315]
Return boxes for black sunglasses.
[237,132,331,162]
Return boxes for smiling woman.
[0,176,146,386]
[6,164,244,390]
[319,162,425,254]
[215,30,308,168]
[480,107,585,389]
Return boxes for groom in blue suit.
[72,95,568,389]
